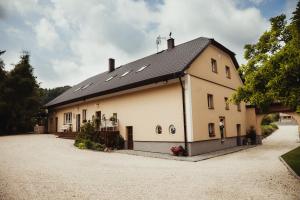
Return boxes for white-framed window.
[208,123,215,137]
[64,112,72,124]
[225,66,231,79]
[82,109,87,121]
[211,58,217,73]
[207,94,214,109]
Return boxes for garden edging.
[279,156,300,181]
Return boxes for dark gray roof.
[46,37,238,108]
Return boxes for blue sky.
[0,0,297,88]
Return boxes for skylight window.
[74,87,81,92]
[136,64,150,72]
[120,71,130,77]
[81,82,93,90]
[105,76,114,82]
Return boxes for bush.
[74,138,106,151]
[78,142,86,149]
[261,114,279,125]
[246,126,257,145]
[261,122,278,138]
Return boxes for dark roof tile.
[46,37,238,107]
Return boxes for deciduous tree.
[232,1,300,113]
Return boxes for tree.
[1,52,40,132]
[0,50,8,131]
[39,85,71,105]
[232,2,300,112]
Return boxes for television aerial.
[156,32,173,52]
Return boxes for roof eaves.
[45,72,183,109]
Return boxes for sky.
[0,0,298,88]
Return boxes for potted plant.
[170,145,186,156]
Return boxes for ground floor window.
[64,112,72,124]
[208,123,215,137]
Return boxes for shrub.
[74,120,123,151]
[261,122,278,138]
[78,142,86,149]
[261,114,279,125]
[246,126,257,145]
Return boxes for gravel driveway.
[0,125,299,200]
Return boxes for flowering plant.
[170,145,186,156]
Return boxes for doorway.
[126,126,133,150]
[219,117,226,143]
[55,117,58,133]
[236,124,242,146]
[76,114,81,132]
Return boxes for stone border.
[279,156,300,181]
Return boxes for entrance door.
[55,117,58,133]
[236,124,242,146]
[76,114,81,132]
[126,126,133,150]
[219,117,226,143]
[95,111,101,130]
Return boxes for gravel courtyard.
[0,125,299,200]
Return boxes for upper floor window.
[207,94,214,109]
[225,97,229,110]
[82,109,87,122]
[208,123,215,137]
[225,66,231,79]
[211,58,217,73]
[237,102,241,112]
[64,112,72,124]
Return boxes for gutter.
[179,76,189,155]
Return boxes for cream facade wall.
[187,45,246,142]
[49,82,185,142]
[188,45,243,89]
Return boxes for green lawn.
[282,146,300,176]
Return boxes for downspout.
[179,75,189,156]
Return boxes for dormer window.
[136,64,150,72]
[211,59,217,73]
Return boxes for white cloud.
[2,0,286,88]
[34,18,59,50]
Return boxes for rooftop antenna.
[156,34,166,52]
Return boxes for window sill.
[208,107,214,110]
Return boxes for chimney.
[108,58,115,72]
[167,38,175,50]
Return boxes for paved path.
[0,125,299,200]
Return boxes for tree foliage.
[232,2,300,112]
[39,86,71,105]
[0,52,40,132]
[0,51,70,133]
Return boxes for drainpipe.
[179,76,189,155]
